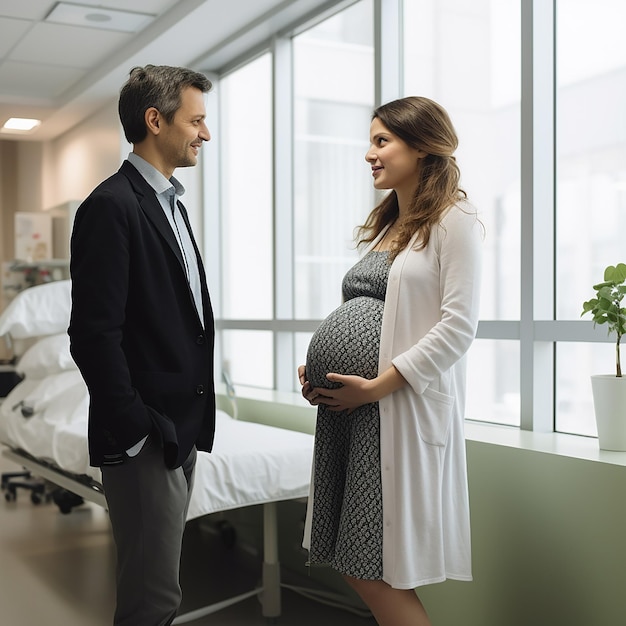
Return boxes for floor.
[0,451,376,626]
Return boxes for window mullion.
[273,35,295,391]
[520,0,556,432]
[374,0,402,105]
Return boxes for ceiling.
[0,0,330,141]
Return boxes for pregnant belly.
[305,296,384,389]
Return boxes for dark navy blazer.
[68,160,215,469]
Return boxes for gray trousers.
[101,435,197,626]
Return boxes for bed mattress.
[0,369,313,521]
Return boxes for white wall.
[15,142,45,214]
[43,99,122,209]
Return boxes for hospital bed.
[0,280,315,623]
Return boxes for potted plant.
[581,263,626,450]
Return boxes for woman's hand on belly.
[313,373,378,412]
[298,364,336,407]
[315,366,408,413]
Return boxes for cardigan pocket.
[416,387,455,447]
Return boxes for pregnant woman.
[299,96,483,626]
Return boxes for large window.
[219,53,273,320]
[216,1,374,390]
[293,0,375,320]
[211,0,617,442]
[404,0,521,322]
[218,53,273,387]
[554,0,626,435]
[403,0,522,426]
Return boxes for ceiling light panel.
[3,118,41,131]
[45,2,155,33]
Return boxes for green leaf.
[593,281,612,291]
[605,263,626,283]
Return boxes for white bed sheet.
[0,372,313,521]
[188,413,313,519]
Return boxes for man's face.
[158,86,210,171]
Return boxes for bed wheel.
[5,488,16,502]
[52,488,85,514]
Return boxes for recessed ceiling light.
[2,118,42,132]
[45,2,155,33]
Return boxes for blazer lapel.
[120,161,187,276]
[140,195,187,273]
[120,161,211,330]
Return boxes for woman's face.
[365,118,426,196]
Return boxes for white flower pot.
[591,374,626,451]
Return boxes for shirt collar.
[127,152,185,197]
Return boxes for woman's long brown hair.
[356,96,467,260]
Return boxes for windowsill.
[464,421,626,467]
[219,383,313,409]
[219,384,626,467]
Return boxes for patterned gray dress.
[305,250,390,579]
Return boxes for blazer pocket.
[146,405,179,469]
[417,387,455,447]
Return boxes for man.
[68,65,215,626]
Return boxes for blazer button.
[196,385,205,395]
[196,335,205,345]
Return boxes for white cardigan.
[304,202,483,589]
